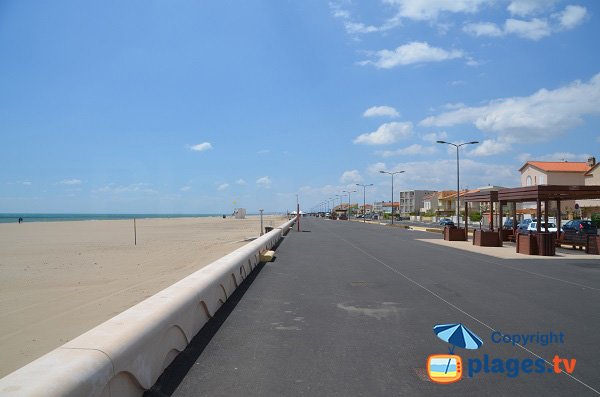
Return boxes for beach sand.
[0,215,284,377]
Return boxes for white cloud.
[421,131,448,143]
[235,179,247,185]
[353,122,413,145]
[21,181,32,186]
[360,41,463,69]
[340,170,363,184]
[449,80,465,86]
[94,183,157,195]
[257,149,270,155]
[463,22,504,37]
[507,0,559,16]
[385,0,486,21]
[190,142,213,152]
[525,152,590,161]
[180,186,192,192]
[363,106,400,118]
[256,176,272,189]
[555,5,587,30]
[376,144,437,157]
[465,5,586,41]
[368,159,518,189]
[217,183,229,191]
[505,18,551,40]
[367,162,388,175]
[329,2,400,35]
[60,179,82,185]
[467,139,512,156]
[421,73,600,146]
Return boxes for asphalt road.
[147,218,600,396]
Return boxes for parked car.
[526,222,557,233]
[517,218,534,233]
[439,218,455,226]
[561,220,598,235]
[356,214,364,219]
[503,219,517,230]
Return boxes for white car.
[527,222,557,233]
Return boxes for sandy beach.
[0,215,284,377]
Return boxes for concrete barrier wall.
[0,218,296,397]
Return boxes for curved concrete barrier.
[0,218,296,397]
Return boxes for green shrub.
[592,213,600,227]
[469,212,483,222]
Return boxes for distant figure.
[18,217,23,224]
[222,214,226,219]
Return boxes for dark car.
[439,218,454,226]
[503,219,517,230]
[561,220,597,235]
[517,218,534,233]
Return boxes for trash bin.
[264,226,274,233]
[536,232,556,256]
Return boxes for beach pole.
[259,209,264,236]
[134,218,137,246]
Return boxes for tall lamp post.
[356,184,373,223]
[379,170,404,225]
[342,190,357,220]
[436,140,479,229]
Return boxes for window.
[526,176,532,186]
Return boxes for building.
[420,192,438,214]
[578,159,600,217]
[398,190,436,215]
[519,160,592,186]
[358,204,373,215]
[373,201,399,216]
[519,157,598,216]
[435,191,458,215]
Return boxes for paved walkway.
[148,218,600,396]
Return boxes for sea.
[0,213,221,224]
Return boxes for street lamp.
[356,184,373,223]
[342,190,357,220]
[379,170,405,225]
[436,140,479,229]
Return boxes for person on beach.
[18,217,23,224]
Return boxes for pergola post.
[464,201,469,240]
[498,201,504,247]
[556,200,561,240]
[536,199,542,233]
[490,201,494,231]
[544,201,549,232]
[512,202,517,236]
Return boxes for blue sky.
[1,0,599,213]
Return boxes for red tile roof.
[520,161,590,173]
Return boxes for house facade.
[518,157,597,216]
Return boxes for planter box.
[517,233,538,255]
[536,233,556,256]
[587,236,600,255]
[473,230,501,247]
[444,226,466,241]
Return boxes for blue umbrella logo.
[433,323,483,354]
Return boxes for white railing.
[0,218,296,397]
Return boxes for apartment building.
[398,190,436,215]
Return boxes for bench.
[557,230,588,250]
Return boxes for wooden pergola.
[497,185,600,233]
[463,190,506,246]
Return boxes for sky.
[1,0,599,213]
